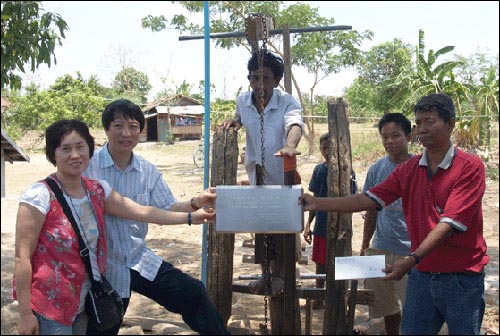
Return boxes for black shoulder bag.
[45,178,124,331]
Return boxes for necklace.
[60,178,102,282]
[60,178,102,281]
[61,179,98,243]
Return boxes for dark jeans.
[401,268,485,335]
[86,261,230,335]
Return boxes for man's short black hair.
[378,113,412,135]
[247,50,284,80]
[102,99,145,132]
[414,93,456,123]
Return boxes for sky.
[23,1,499,101]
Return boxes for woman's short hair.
[45,119,94,165]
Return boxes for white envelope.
[335,255,386,280]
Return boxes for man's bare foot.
[271,277,284,296]
[249,277,284,296]
[249,278,265,294]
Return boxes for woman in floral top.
[13,119,216,335]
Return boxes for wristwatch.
[409,252,421,265]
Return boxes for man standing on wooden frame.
[223,50,303,296]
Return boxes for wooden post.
[268,156,300,335]
[305,299,312,335]
[275,155,301,335]
[207,126,238,325]
[323,98,355,335]
[347,279,358,333]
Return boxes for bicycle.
[193,142,206,168]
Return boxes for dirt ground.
[1,135,498,335]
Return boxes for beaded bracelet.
[188,213,192,226]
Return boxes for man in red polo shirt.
[300,93,488,335]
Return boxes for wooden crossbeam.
[231,283,374,306]
[242,254,309,265]
[242,239,307,251]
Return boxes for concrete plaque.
[215,185,304,233]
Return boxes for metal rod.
[283,24,292,94]
[200,0,210,287]
[179,25,352,41]
[239,274,327,280]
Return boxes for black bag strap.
[44,177,98,284]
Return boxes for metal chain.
[245,13,268,183]
[258,14,268,185]
[258,86,266,184]
[257,19,270,331]
[246,13,272,332]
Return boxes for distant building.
[142,94,204,142]
[1,129,30,197]
[2,97,30,197]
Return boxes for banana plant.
[392,29,465,115]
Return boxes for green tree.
[210,98,237,131]
[112,67,152,104]
[355,39,413,114]
[175,79,194,96]
[455,50,498,86]
[344,77,378,119]
[454,51,499,149]
[142,1,372,154]
[455,66,499,150]
[5,74,107,136]
[50,73,108,127]
[6,83,64,131]
[1,1,68,89]
[474,66,499,148]
[194,80,216,102]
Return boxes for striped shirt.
[84,144,176,297]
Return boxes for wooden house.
[2,97,30,197]
[1,129,30,198]
[142,95,204,142]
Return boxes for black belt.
[424,270,482,276]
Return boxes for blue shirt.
[84,144,176,297]
[308,163,329,237]
[362,155,411,255]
